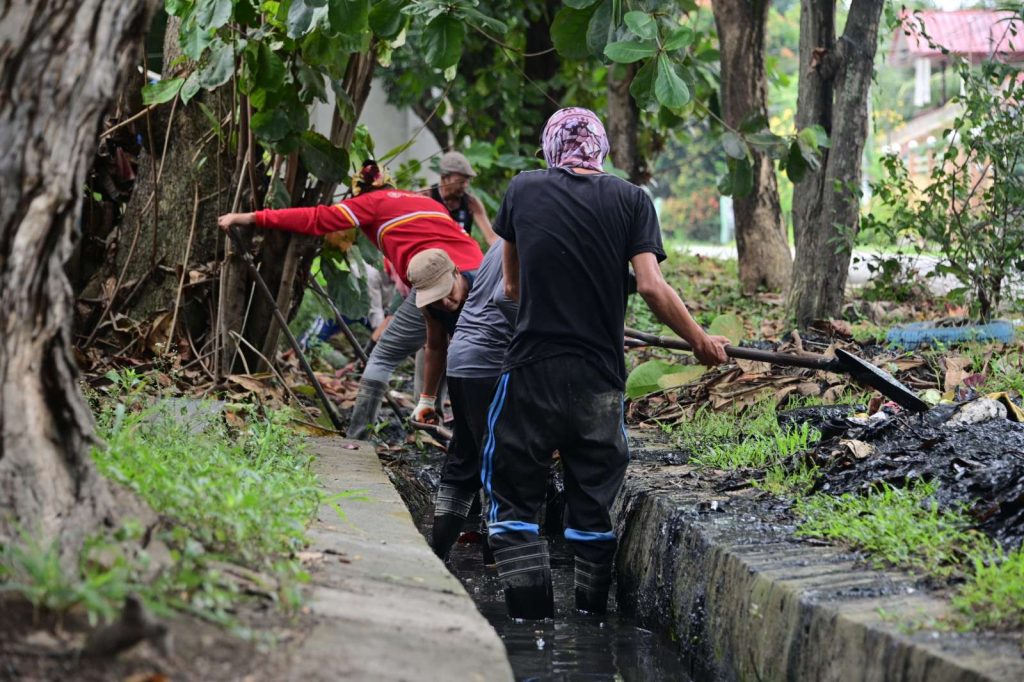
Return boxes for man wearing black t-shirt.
[482,108,729,620]
[428,151,499,246]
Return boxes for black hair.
[355,159,393,195]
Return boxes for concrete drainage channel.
[613,432,1024,682]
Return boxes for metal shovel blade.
[833,348,929,413]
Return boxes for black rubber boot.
[574,587,609,615]
[346,378,387,440]
[430,513,465,561]
[494,540,554,619]
[505,582,554,620]
[574,557,613,615]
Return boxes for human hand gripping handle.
[217,212,255,232]
[692,333,730,367]
[412,394,438,424]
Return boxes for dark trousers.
[481,356,629,591]
[434,375,498,518]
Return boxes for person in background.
[217,160,483,439]
[482,108,729,620]
[428,151,498,246]
[405,243,516,562]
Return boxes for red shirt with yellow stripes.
[253,189,483,286]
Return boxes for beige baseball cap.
[439,151,477,178]
[408,249,458,308]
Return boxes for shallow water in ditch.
[446,535,690,682]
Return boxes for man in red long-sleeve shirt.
[218,161,483,438]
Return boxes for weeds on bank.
[795,480,1024,630]
[671,398,820,494]
[1,371,320,627]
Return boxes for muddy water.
[446,535,690,681]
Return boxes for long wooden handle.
[227,227,346,431]
[623,327,840,372]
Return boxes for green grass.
[1,372,321,627]
[954,548,1024,630]
[676,398,818,471]
[795,480,1024,631]
[795,480,988,578]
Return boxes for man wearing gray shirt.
[405,242,516,560]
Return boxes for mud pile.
[800,403,1024,550]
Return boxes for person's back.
[497,168,659,388]
[483,107,728,621]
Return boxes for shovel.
[623,327,928,413]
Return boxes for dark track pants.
[481,356,629,594]
[434,375,499,518]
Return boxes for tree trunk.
[110,16,233,330]
[791,0,836,254]
[239,50,378,374]
[788,0,884,327]
[607,63,647,185]
[0,0,159,550]
[713,0,792,294]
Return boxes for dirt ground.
[0,595,308,682]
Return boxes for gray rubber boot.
[346,378,388,440]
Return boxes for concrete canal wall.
[613,453,1024,682]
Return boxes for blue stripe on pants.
[481,372,510,525]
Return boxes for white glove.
[412,394,438,423]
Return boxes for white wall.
[310,78,443,192]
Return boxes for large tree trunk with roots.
[98,16,233,353]
[713,0,792,294]
[788,0,884,327]
[0,0,158,551]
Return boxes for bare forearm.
[640,281,707,347]
[503,241,520,301]
[423,343,446,397]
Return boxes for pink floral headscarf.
[541,107,609,171]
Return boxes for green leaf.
[728,158,753,198]
[739,113,769,134]
[165,0,192,18]
[746,132,783,152]
[195,0,231,31]
[328,0,369,36]
[551,7,595,60]
[180,72,201,104]
[629,58,657,109]
[784,141,806,183]
[663,27,694,52]
[623,11,657,41]
[657,366,706,389]
[141,78,184,105]
[251,108,294,141]
[654,55,690,109]
[287,0,316,38]
[721,132,748,160]
[564,0,601,7]
[256,43,286,92]
[604,39,657,64]
[180,22,213,61]
[296,64,328,103]
[369,0,406,38]
[708,313,744,344]
[460,7,507,33]
[198,40,234,90]
[586,0,614,59]
[267,176,292,209]
[423,14,465,69]
[300,131,349,184]
[626,360,681,399]
[806,124,831,148]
